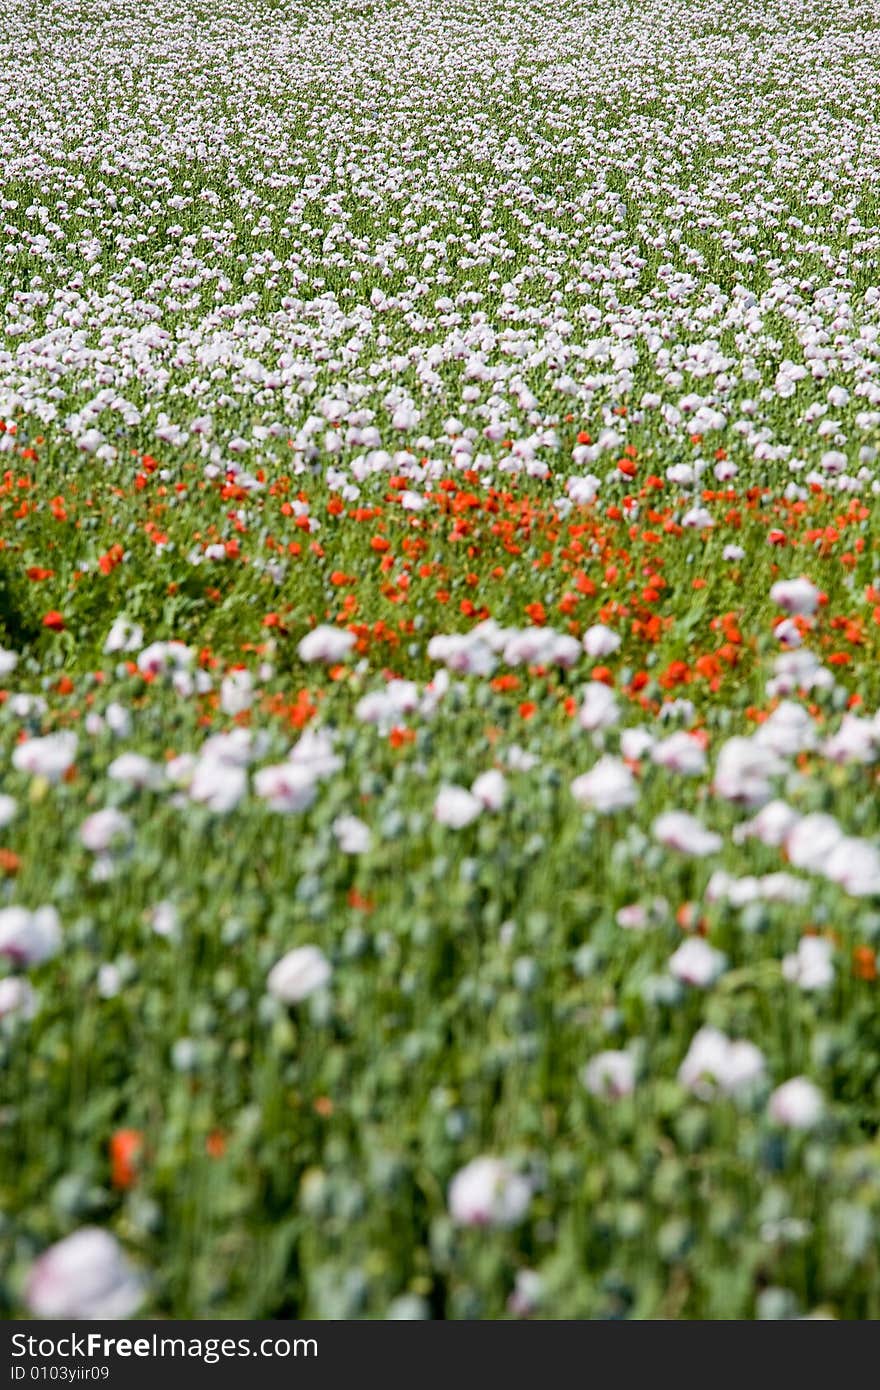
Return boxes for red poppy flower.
[110,1129,144,1189]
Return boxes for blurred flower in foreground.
[668,937,726,987]
[11,732,77,783]
[571,756,637,813]
[508,1268,543,1317]
[781,936,834,991]
[653,810,722,856]
[448,1156,531,1228]
[770,577,820,616]
[0,976,37,1019]
[434,785,482,828]
[25,1228,144,1318]
[581,1049,636,1098]
[110,1129,144,1190]
[297,625,356,663]
[0,905,61,967]
[332,814,372,853]
[678,1026,765,1098]
[267,945,332,1003]
[768,1077,824,1130]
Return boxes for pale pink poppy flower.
[288,728,343,780]
[582,1050,636,1098]
[97,964,122,999]
[678,1027,765,1097]
[652,731,707,776]
[505,745,539,772]
[653,811,722,857]
[668,937,726,987]
[253,763,317,814]
[732,800,800,847]
[105,703,132,738]
[471,769,507,811]
[713,737,783,806]
[754,702,816,757]
[420,671,449,716]
[148,901,179,940]
[25,1228,144,1319]
[508,1269,543,1317]
[502,629,555,666]
[136,640,194,677]
[383,679,420,713]
[0,976,36,1019]
[566,475,601,505]
[103,617,143,655]
[571,756,637,813]
[782,937,834,991]
[392,403,419,431]
[759,873,810,904]
[705,870,761,906]
[768,1078,823,1130]
[434,786,483,828]
[682,505,713,529]
[822,715,877,765]
[770,577,820,616]
[448,1156,531,1228]
[220,668,255,715]
[165,753,197,788]
[620,727,655,761]
[188,759,247,814]
[332,814,372,854]
[822,838,880,896]
[784,813,844,870]
[356,690,402,730]
[0,906,61,967]
[774,618,802,649]
[356,681,419,732]
[582,624,621,658]
[107,753,164,790]
[705,870,807,907]
[9,695,46,721]
[400,490,426,511]
[819,450,846,475]
[267,945,331,1003]
[547,634,583,668]
[616,898,667,930]
[427,633,495,677]
[80,808,131,853]
[766,650,833,698]
[616,903,650,930]
[658,698,696,726]
[297,626,356,664]
[12,731,77,783]
[199,729,266,768]
[578,683,619,731]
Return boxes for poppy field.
[3,0,880,1320]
